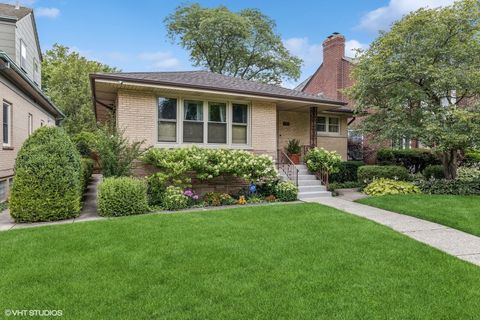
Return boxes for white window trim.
[316,115,341,136]
[20,39,27,70]
[156,95,252,149]
[2,101,11,147]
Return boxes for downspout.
[348,117,356,126]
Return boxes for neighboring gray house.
[0,3,63,202]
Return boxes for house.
[296,32,418,162]
[0,3,63,202]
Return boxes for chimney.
[322,32,345,67]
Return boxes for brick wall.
[277,111,310,149]
[250,101,277,159]
[316,115,348,160]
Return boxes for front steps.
[279,164,331,199]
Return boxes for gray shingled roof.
[92,71,345,105]
[0,3,31,21]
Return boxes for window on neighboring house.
[33,58,39,84]
[232,103,248,144]
[316,116,340,134]
[28,113,33,135]
[183,100,204,143]
[157,97,177,142]
[392,137,411,149]
[208,102,227,144]
[2,101,11,146]
[20,39,27,70]
[40,120,45,127]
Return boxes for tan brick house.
[0,4,63,202]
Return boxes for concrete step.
[299,185,327,193]
[297,169,309,175]
[298,174,317,181]
[295,164,307,170]
[298,191,332,199]
[297,179,323,186]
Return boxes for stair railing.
[277,149,299,186]
[301,145,329,188]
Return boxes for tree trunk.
[439,149,458,180]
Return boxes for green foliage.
[146,173,168,206]
[97,177,149,217]
[456,166,480,181]
[96,126,145,177]
[286,139,301,155]
[143,147,277,187]
[9,127,81,222]
[349,0,480,178]
[464,149,480,166]
[203,192,236,206]
[165,4,302,84]
[162,186,189,211]
[72,131,98,157]
[328,181,363,191]
[377,148,440,173]
[0,201,8,212]
[42,44,119,135]
[80,158,94,191]
[247,196,264,204]
[274,181,298,201]
[423,165,445,180]
[357,165,409,184]
[330,161,365,183]
[304,147,342,174]
[415,178,480,195]
[257,180,279,197]
[364,179,421,196]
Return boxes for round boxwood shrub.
[97,177,149,217]
[9,127,82,222]
[364,178,421,196]
[275,181,298,201]
[162,186,189,211]
[423,165,445,180]
[357,165,409,184]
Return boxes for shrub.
[146,173,168,206]
[162,186,189,211]
[247,195,264,204]
[97,177,149,217]
[330,161,364,183]
[257,180,279,197]
[423,165,445,180]
[143,147,277,186]
[364,179,421,196]
[357,165,409,184]
[275,181,298,201]
[415,178,480,195]
[72,131,97,157]
[203,192,236,206]
[9,127,82,222]
[456,166,480,181]
[377,148,440,173]
[286,139,301,154]
[96,126,145,177]
[463,149,480,166]
[80,158,95,191]
[328,181,363,191]
[304,147,342,174]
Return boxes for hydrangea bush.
[162,186,189,211]
[304,148,342,174]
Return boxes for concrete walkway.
[304,196,480,266]
[0,174,103,231]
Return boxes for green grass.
[0,203,479,319]
[357,195,480,237]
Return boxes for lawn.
[357,195,480,237]
[0,203,479,319]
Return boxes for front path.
[305,196,480,266]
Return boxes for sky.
[13,0,456,87]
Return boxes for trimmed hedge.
[357,165,409,184]
[377,148,440,173]
[330,161,364,183]
[9,127,82,222]
[98,177,149,217]
[423,165,445,180]
[415,178,480,195]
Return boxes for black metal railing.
[277,149,299,186]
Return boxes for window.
[28,113,33,135]
[20,39,27,70]
[40,120,45,127]
[232,103,248,144]
[0,180,7,202]
[392,137,411,149]
[157,97,177,142]
[33,58,39,84]
[3,102,11,146]
[208,102,227,144]
[183,100,204,143]
[316,116,340,134]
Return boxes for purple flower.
[184,190,193,197]
[192,195,199,200]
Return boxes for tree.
[165,4,302,84]
[42,44,119,135]
[349,0,480,179]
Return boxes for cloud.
[138,51,180,69]
[358,0,455,32]
[345,39,369,57]
[35,7,60,18]
[283,37,323,67]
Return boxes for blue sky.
[17,0,455,87]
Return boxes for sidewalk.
[304,196,480,266]
[0,174,103,231]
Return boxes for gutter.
[0,51,64,119]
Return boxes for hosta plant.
[364,178,421,196]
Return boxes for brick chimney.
[322,32,345,67]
